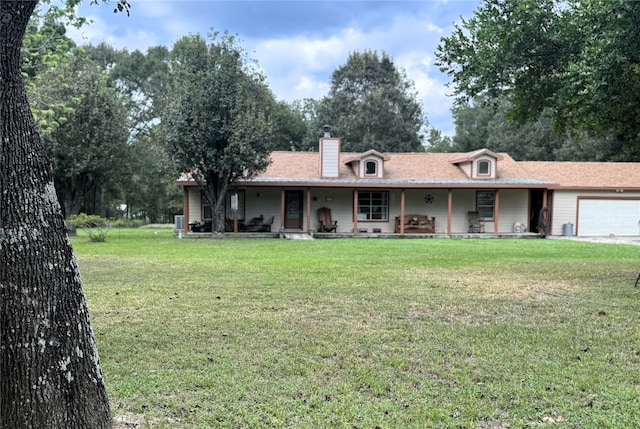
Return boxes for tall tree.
[436,0,640,158]
[0,0,128,427]
[29,50,129,218]
[270,100,308,151]
[318,50,426,152]
[163,32,276,235]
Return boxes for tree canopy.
[317,50,426,152]
[163,32,276,234]
[436,0,640,158]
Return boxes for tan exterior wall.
[186,185,533,234]
[551,190,640,236]
[188,188,203,223]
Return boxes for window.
[357,191,388,221]
[476,191,495,220]
[478,160,490,175]
[365,160,377,176]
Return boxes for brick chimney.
[319,125,340,178]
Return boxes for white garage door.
[578,199,640,236]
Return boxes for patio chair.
[317,207,337,232]
[468,211,485,233]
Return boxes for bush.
[67,213,111,242]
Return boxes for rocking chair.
[317,207,337,232]
[468,211,485,233]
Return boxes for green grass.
[73,229,640,428]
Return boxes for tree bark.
[0,1,111,428]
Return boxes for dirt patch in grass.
[113,412,177,428]
[402,266,581,299]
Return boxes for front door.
[284,190,303,230]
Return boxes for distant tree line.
[23,0,640,223]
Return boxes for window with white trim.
[357,191,388,221]
[476,191,495,220]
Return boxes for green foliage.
[68,213,111,242]
[163,31,277,233]
[424,128,453,153]
[75,233,640,427]
[317,50,427,152]
[451,96,632,161]
[270,100,308,151]
[436,0,640,158]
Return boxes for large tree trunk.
[0,2,111,428]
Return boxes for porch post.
[183,187,189,234]
[399,189,405,234]
[447,188,452,235]
[353,189,359,234]
[280,188,286,231]
[306,188,311,234]
[494,189,500,234]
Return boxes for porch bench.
[395,214,436,233]
[245,215,274,232]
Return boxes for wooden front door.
[284,190,303,230]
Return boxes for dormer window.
[345,149,390,179]
[450,149,501,180]
[478,160,490,176]
[365,160,377,176]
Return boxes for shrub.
[67,213,111,242]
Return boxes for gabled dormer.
[450,149,502,180]
[345,149,391,179]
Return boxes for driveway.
[549,236,640,246]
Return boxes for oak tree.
[436,0,640,157]
[0,1,129,427]
[163,33,276,235]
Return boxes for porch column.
[447,189,452,235]
[183,187,189,234]
[306,188,311,234]
[280,188,286,231]
[542,190,549,235]
[353,189,359,233]
[494,189,500,234]
[399,189,405,234]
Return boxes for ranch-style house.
[175,132,640,238]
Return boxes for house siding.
[496,189,529,233]
[188,188,202,222]
[552,190,640,236]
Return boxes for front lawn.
[73,230,640,428]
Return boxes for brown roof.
[176,150,640,190]
[520,161,640,189]
[254,151,545,187]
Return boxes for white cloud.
[250,12,455,132]
[65,0,473,134]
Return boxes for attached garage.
[578,198,640,236]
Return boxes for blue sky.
[68,0,481,136]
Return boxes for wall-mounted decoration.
[424,194,434,204]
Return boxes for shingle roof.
[520,161,640,189]
[251,151,549,187]
[176,150,640,190]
